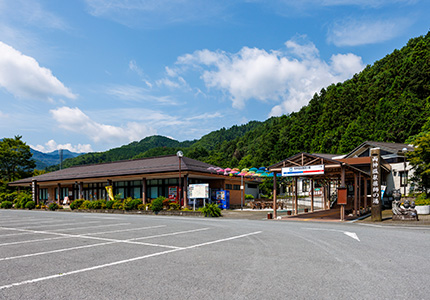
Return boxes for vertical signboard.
[32,180,37,204]
[370,148,382,221]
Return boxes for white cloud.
[84,0,233,27]
[156,66,189,90]
[0,42,77,101]
[0,110,8,118]
[105,84,178,105]
[50,107,157,144]
[32,140,93,153]
[0,0,68,30]
[327,18,410,46]
[186,112,222,121]
[175,37,365,114]
[129,60,153,88]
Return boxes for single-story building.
[9,155,259,208]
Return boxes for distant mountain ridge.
[45,123,262,171]
[31,149,82,169]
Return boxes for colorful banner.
[105,185,114,201]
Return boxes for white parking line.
[19,221,102,229]
[0,225,170,262]
[48,222,130,232]
[0,236,69,246]
[79,225,167,235]
[0,219,57,226]
[0,222,111,237]
[0,223,129,246]
[0,231,262,291]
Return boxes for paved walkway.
[222,208,430,225]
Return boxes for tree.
[407,131,430,196]
[0,136,36,182]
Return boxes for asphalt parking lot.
[1,209,430,300]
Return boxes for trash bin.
[267,212,272,219]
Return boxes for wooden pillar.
[142,178,147,205]
[354,173,358,216]
[340,165,346,220]
[57,183,61,205]
[310,178,314,212]
[294,177,298,215]
[273,174,277,219]
[79,182,84,199]
[364,178,368,211]
[183,174,188,209]
[323,185,327,210]
[358,173,362,216]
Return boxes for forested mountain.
[46,136,188,171]
[49,122,263,171]
[31,149,82,169]
[47,31,430,170]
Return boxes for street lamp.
[402,147,407,197]
[176,151,184,207]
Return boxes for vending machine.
[216,190,230,209]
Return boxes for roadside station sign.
[282,165,325,176]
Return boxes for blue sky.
[0,0,429,153]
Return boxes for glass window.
[400,171,408,187]
[39,188,48,200]
[302,180,309,192]
[133,187,141,199]
[150,186,158,198]
[168,178,178,184]
[117,188,125,199]
[226,184,232,190]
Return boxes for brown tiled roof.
[344,141,414,158]
[10,155,218,185]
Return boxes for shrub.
[25,201,36,210]
[0,201,13,209]
[48,202,59,211]
[162,198,170,207]
[93,199,107,209]
[13,192,32,209]
[169,202,181,210]
[85,200,106,210]
[0,191,18,202]
[70,199,84,210]
[137,204,146,210]
[81,200,91,209]
[112,201,123,210]
[151,196,165,213]
[201,203,222,217]
[415,193,430,206]
[245,194,254,200]
[106,200,115,209]
[125,199,142,211]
